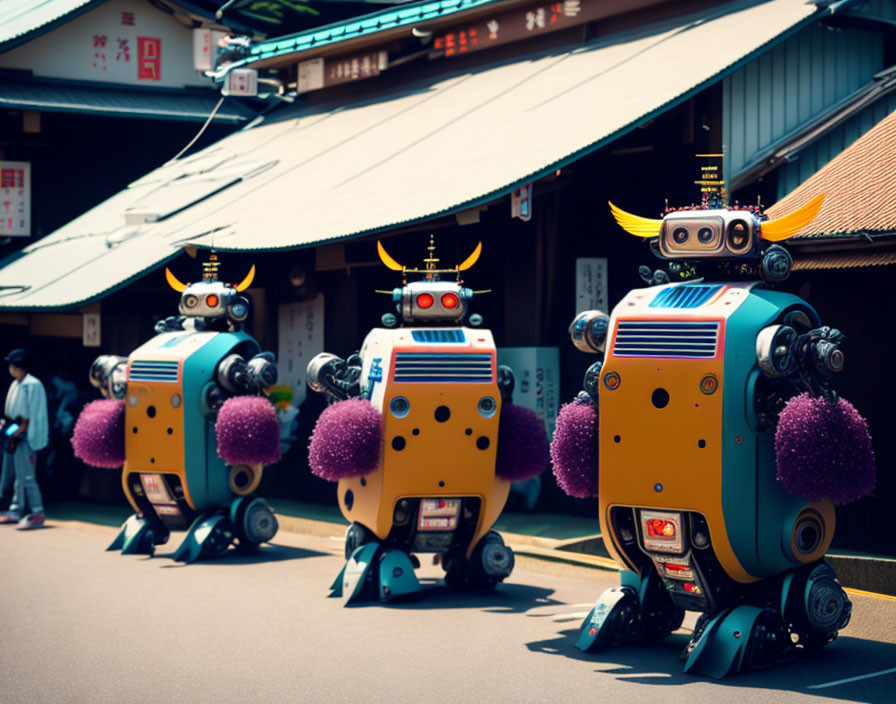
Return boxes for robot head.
[377,236,485,326]
[165,254,254,327]
[608,193,825,262]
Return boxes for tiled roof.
[766,107,896,238]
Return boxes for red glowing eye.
[416,293,434,309]
[441,293,459,309]
[206,294,219,307]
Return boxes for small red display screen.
[646,519,677,540]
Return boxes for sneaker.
[15,514,45,530]
[0,513,22,525]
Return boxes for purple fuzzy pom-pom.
[776,393,875,505]
[216,396,282,466]
[550,401,598,498]
[308,398,383,481]
[71,399,126,469]
[495,404,549,481]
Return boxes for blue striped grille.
[411,329,466,344]
[129,360,179,383]
[393,353,492,383]
[613,321,720,359]
[649,285,722,309]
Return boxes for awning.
[792,249,896,271]
[0,78,257,123]
[0,0,824,310]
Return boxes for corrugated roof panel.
[0,79,256,123]
[0,0,822,310]
[0,0,103,50]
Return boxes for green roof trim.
[240,0,501,65]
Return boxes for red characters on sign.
[138,37,161,80]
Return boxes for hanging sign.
[511,184,533,222]
[0,161,30,237]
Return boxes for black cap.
[4,348,29,367]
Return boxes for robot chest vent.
[129,360,180,383]
[613,321,720,359]
[393,353,493,383]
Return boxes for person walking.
[0,349,49,529]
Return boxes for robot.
[72,254,282,562]
[307,237,549,604]
[550,194,875,677]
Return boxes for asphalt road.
[2,520,895,704]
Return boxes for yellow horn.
[458,242,482,271]
[165,268,187,292]
[608,201,663,238]
[377,241,403,271]
[234,264,256,292]
[761,193,825,242]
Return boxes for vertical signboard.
[277,294,325,407]
[575,258,608,313]
[137,37,161,80]
[0,161,30,237]
[82,312,101,347]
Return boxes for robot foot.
[779,561,851,651]
[230,497,279,551]
[443,531,515,591]
[172,513,235,563]
[575,570,684,652]
[683,605,792,678]
[331,542,422,605]
[108,514,168,556]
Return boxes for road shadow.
[350,580,565,615]
[526,628,896,703]
[157,543,328,567]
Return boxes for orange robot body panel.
[598,283,754,582]
[337,326,508,555]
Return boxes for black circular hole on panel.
[434,406,451,422]
[392,436,406,451]
[412,428,420,436]
[465,428,472,435]
[167,427,173,435]
[439,481,445,487]
[360,477,367,487]
[146,405,156,418]
[476,436,490,451]
[150,458,155,464]
[614,435,621,443]
[651,388,670,409]
[344,489,354,511]
[698,439,706,448]
[132,427,138,434]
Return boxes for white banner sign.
[277,295,325,407]
[575,257,608,313]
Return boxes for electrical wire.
[166,96,225,164]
